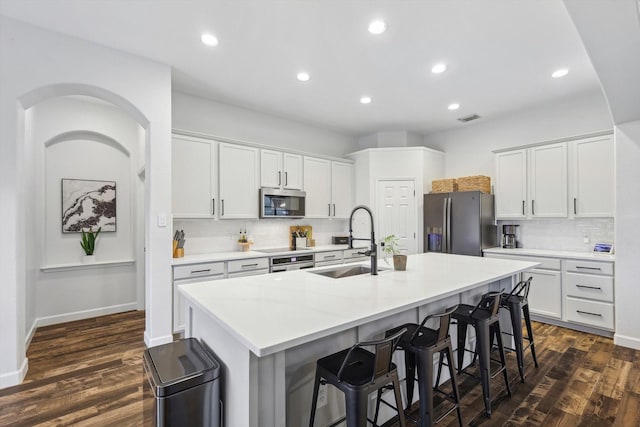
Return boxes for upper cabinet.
[172,135,218,219]
[219,143,259,219]
[569,134,614,217]
[260,149,302,190]
[495,133,613,220]
[303,157,353,218]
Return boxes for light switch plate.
[157,214,167,227]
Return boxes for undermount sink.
[309,265,387,279]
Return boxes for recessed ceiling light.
[360,96,372,104]
[431,63,447,74]
[297,72,310,82]
[368,20,387,35]
[448,103,460,110]
[201,33,218,47]
[552,68,569,78]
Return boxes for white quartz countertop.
[178,253,538,357]
[483,247,615,262]
[171,244,367,265]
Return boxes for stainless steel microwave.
[259,188,306,218]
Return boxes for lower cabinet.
[484,251,615,335]
[173,261,225,333]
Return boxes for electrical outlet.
[317,383,328,408]
[583,233,590,243]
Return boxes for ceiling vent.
[457,113,481,123]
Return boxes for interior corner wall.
[613,120,640,349]
[0,16,173,387]
[423,89,613,179]
[172,91,358,157]
[30,96,140,324]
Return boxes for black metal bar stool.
[381,306,464,427]
[450,291,511,418]
[500,277,538,382]
[309,328,408,427]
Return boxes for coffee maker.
[502,224,519,249]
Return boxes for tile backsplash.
[173,218,350,254]
[497,218,614,252]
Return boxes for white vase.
[82,255,96,264]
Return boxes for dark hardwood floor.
[0,311,639,426]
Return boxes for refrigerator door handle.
[442,198,448,253]
[446,197,452,253]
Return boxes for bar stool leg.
[445,344,464,427]
[476,322,492,417]
[344,389,369,427]
[404,349,417,410]
[508,303,526,382]
[391,372,407,427]
[372,388,384,426]
[416,349,435,427]
[309,371,321,427]
[456,321,468,375]
[522,304,539,368]
[494,322,512,397]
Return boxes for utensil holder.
[172,240,184,258]
[296,237,307,249]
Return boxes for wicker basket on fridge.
[431,178,458,193]
[457,175,491,193]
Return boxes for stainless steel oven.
[269,254,315,273]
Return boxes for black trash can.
[143,338,221,427]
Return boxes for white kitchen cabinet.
[331,161,353,218]
[495,149,527,218]
[495,143,567,219]
[173,261,225,332]
[569,134,614,217]
[303,157,353,218]
[524,269,562,319]
[172,135,218,218]
[303,156,332,217]
[219,143,259,219]
[529,143,567,217]
[260,149,303,190]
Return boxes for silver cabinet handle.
[531,200,535,215]
[241,263,259,268]
[522,200,525,215]
[323,255,336,259]
[576,284,602,290]
[285,171,288,186]
[328,203,331,216]
[576,266,601,271]
[278,171,281,186]
[577,310,603,317]
[221,199,225,216]
[212,198,215,215]
[333,203,336,216]
[191,269,211,274]
[574,197,577,215]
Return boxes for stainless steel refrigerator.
[424,191,497,256]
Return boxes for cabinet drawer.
[565,259,613,275]
[227,257,269,273]
[566,297,614,330]
[486,254,560,270]
[173,262,224,280]
[227,268,270,278]
[344,248,369,259]
[316,251,343,263]
[566,273,614,302]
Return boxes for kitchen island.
[178,252,538,427]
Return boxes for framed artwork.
[61,178,116,233]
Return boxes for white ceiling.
[0,0,604,136]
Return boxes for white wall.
[172,92,358,157]
[424,89,613,179]
[0,16,173,388]
[27,96,142,328]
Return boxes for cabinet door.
[331,161,353,218]
[570,135,614,217]
[283,153,303,190]
[495,150,527,219]
[524,269,562,319]
[260,149,282,188]
[219,143,259,219]
[303,156,331,218]
[172,136,217,218]
[529,143,567,217]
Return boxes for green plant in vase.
[381,234,407,271]
[80,226,101,257]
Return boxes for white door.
[376,180,417,255]
[525,269,562,319]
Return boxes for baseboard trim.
[144,331,173,348]
[614,333,640,350]
[25,320,37,348]
[0,357,28,389]
[35,302,139,328]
